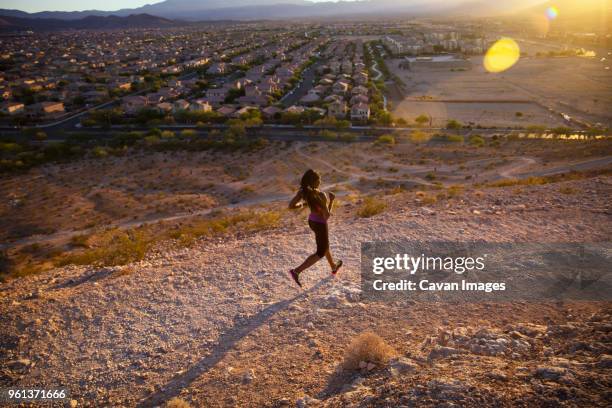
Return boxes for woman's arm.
[328,192,335,213]
[319,204,331,219]
[288,189,304,209]
[317,192,331,219]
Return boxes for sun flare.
[483,37,521,73]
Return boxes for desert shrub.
[55,229,153,267]
[147,128,162,137]
[442,134,463,143]
[487,177,548,188]
[374,134,395,146]
[515,112,523,117]
[34,131,47,141]
[339,132,356,142]
[70,234,90,248]
[468,135,484,147]
[342,332,396,371]
[181,129,197,138]
[415,114,429,125]
[357,197,387,218]
[0,142,23,153]
[161,130,175,138]
[552,126,572,135]
[526,125,546,133]
[387,185,403,195]
[166,398,191,408]
[409,130,431,144]
[336,119,351,129]
[143,135,160,145]
[446,119,462,130]
[416,191,437,205]
[320,129,337,140]
[169,211,281,245]
[446,185,464,198]
[425,172,436,180]
[92,146,108,158]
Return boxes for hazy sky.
[1,1,157,12]
[0,0,547,13]
[1,0,348,12]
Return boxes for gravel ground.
[1,176,610,407]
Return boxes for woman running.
[288,169,342,287]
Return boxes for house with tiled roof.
[350,102,370,121]
[328,99,347,119]
[190,100,212,112]
[217,105,236,116]
[123,95,148,114]
[262,105,282,119]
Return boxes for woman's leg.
[325,249,336,270]
[294,221,328,275]
[294,253,322,274]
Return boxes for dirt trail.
[3,146,610,251]
[3,143,432,249]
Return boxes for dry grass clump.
[169,210,281,245]
[70,234,90,248]
[166,397,192,408]
[446,184,464,198]
[374,134,395,146]
[486,169,611,189]
[415,191,437,205]
[8,209,282,277]
[487,176,548,188]
[342,332,396,371]
[357,197,387,218]
[55,229,153,267]
[436,185,464,200]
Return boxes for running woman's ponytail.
[300,169,324,210]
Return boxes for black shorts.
[308,220,329,258]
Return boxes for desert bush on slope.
[343,332,396,371]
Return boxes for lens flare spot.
[483,38,520,73]
[546,6,559,20]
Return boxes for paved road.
[280,62,319,107]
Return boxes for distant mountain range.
[0,0,544,26]
[0,13,181,31]
[3,0,606,32]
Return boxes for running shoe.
[289,269,302,288]
[332,260,343,275]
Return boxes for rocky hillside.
[0,175,610,407]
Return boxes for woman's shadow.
[138,275,333,407]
